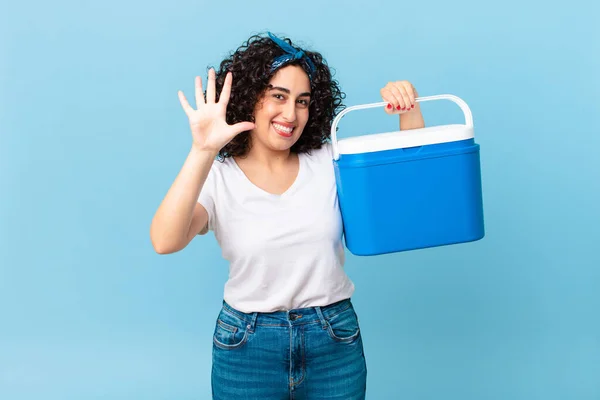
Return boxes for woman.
[150,32,424,399]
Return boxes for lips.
[272,122,295,137]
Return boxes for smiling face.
[250,65,311,153]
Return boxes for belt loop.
[248,312,258,332]
[314,306,328,330]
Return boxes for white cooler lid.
[337,124,474,155]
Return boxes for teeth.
[273,123,293,134]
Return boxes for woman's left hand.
[380,81,419,115]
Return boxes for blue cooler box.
[331,94,485,256]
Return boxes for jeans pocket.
[213,309,250,350]
[325,305,361,343]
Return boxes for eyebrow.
[268,85,311,97]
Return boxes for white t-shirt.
[198,142,355,313]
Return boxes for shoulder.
[203,157,239,191]
[302,142,334,162]
[208,156,236,176]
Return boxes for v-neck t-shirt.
[198,143,355,313]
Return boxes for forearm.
[399,102,425,130]
[150,146,217,252]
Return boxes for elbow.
[151,238,183,255]
[152,241,175,255]
[151,235,172,254]
[150,226,182,255]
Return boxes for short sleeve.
[324,141,334,159]
[198,164,216,232]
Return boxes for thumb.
[231,121,255,134]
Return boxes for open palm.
[178,69,254,152]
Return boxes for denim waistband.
[220,298,354,330]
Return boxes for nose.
[281,100,296,122]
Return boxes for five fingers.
[180,68,234,114]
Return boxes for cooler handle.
[330,94,473,160]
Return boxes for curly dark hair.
[210,32,345,160]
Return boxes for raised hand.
[178,69,255,152]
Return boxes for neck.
[239,141,295,170]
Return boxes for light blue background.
[1,0,599,399]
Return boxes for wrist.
[190,143,219,158]
[399,106,425,130]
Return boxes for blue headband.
[267,32,317,80]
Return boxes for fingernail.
[387,104,392,109]
[411,104,415,108]
[396,105,401,110]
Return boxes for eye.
[297,99,309,107]
[272,94,285,100]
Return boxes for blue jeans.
[211,298,367,399]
